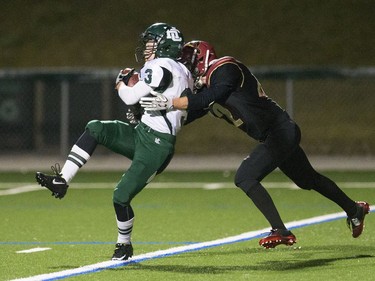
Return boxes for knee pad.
[234,159,261,193]
[112,162,149,206]
[234,175,258,194]
[234,172,244,188]
[113,188,132,207]
[85,120,103,137]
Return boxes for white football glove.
[140,94,173,111]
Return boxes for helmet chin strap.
[194,76,205,89]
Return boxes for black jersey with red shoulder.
[186,56,288,141]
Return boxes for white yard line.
[0,185,44,195]
[10,206,374,281]
[16,248,51,254]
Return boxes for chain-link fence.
[1,67,374,157]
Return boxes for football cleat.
[111,243,133,261]
[347,201,370,238]
[35,163,69,199]
[259,229,297,249]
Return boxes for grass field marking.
[16,247,51,254]
[10,206,374,281]
[2,181,375,196]
[0,185,43,195]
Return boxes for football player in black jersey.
[140,40,370,249]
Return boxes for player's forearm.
[172,96,189,110]
[118,81,151,105]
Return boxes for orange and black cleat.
[347,201,370,238]
[259,229,297,249]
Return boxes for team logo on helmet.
[166,28,183,42]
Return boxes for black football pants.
[235,118,356,229]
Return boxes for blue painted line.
[11,206,374,281]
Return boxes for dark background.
[1,0,374,67]
[1,0,374,156]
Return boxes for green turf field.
[1,170,374,280]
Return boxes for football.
[127,71,139,87]
[120,68,139,87]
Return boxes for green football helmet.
[136,23,184,62]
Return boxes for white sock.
[61,145,91,183]
[116,217,134,244]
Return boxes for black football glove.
[116,68,135,85]
[124,104,144,127]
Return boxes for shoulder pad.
[141,59,173,92]
[154,66,173,93]
[205,56,238,85]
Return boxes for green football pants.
[86,120,176,206]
